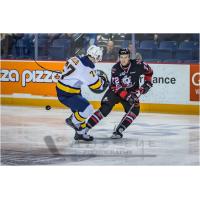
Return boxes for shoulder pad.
[79,56,95,69]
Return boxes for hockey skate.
[66,115,93,141]
[111,126,123,139]
[74,132,94,141]
[65,115,79,130]
[111,131,123,139]
[74,125,93,141]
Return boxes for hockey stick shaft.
[33,58,62,74]
[33,34,85,73]
[116,94,142,130]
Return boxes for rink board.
[0,60,199,115]
[1,97,199,115]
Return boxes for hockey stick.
[33,47,83,74]
[33,58,62,74]
[33,34,84,73]
[33,47,83,73]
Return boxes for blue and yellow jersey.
[57,55,103,94]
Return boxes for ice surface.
[1,106,199,165]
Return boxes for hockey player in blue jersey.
[56,45,109,141]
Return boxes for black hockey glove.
[95,69,110,89]
[125,92,139,106]
[113,88,139,105]
[140,81,153,94]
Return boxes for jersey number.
[61,64,75,79]
[90,71,96,77]
[71,57,79,65]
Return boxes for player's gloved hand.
[134,87,144,98]
[140,81,153,94]
[91,70,109,94]
[125,92,139,105]
[116,88,138,105]
[95,69,110,88]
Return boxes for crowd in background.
[1,33,199,63]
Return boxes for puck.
[45,105,51,110]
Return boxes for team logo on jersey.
[121,75,132,87]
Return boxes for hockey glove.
[125,92,140,105]
[140,81,153,94]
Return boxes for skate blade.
[74,138,94,142]
[110,135,122,139]
[74,135,94,142]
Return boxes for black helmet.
[119,48,130,56]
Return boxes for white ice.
[1,105,199,165]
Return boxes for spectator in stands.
[60,33,79,57]
[12,34,26,58]
[154,34,196,42]
[102,40,117,61]
[128,43,136,58]
[48,33,61,44]
[1,33,25,58]
[13,33,24,42]
[1,34,13,58]
[83,34,97,52]
[97,34,113,41]
[135,34,156,42]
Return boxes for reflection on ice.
[1,106,199,165]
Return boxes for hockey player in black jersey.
[86,48,153,139]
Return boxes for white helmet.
[87,45,103,62]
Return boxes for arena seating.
[1,34,199,63]
[48,39,71,60]
[159,41,177,50]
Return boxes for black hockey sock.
[116,111,137,133]
[86,110,104,129]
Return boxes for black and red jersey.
[110,59,153,93]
